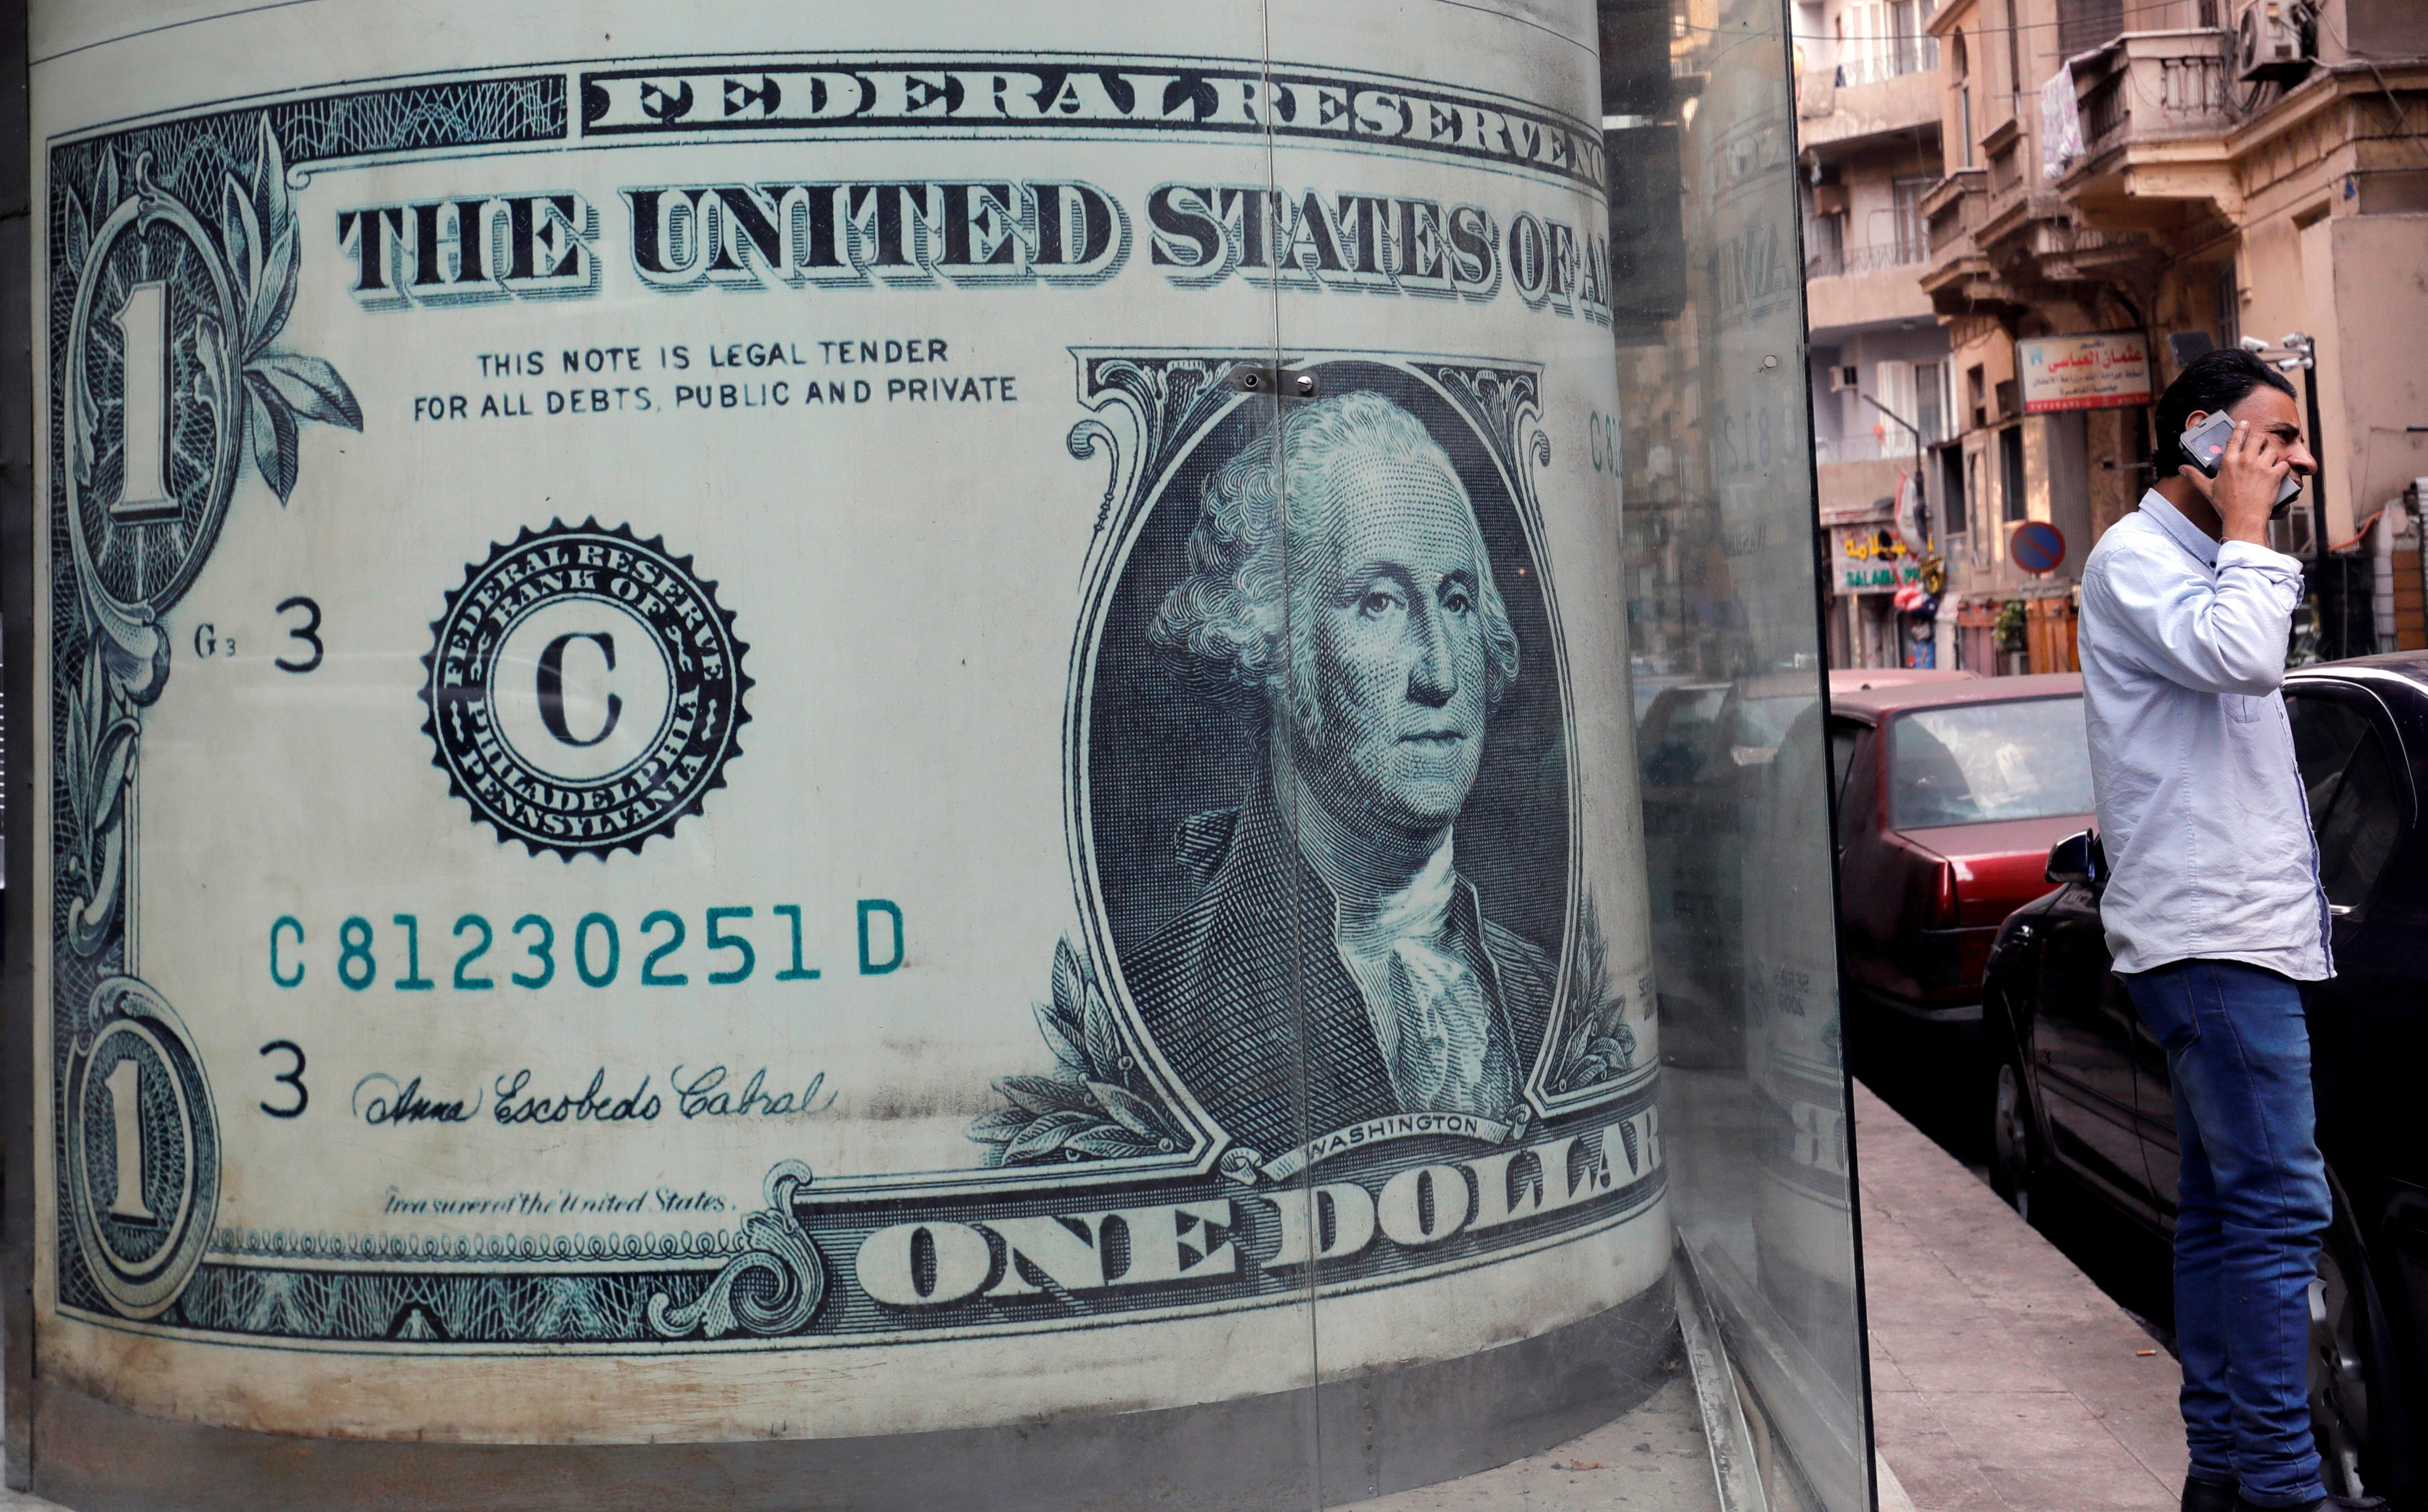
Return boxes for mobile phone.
[2178,412,2304,514]
[2179,411,2237,477]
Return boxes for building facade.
[1795,0,1958,668]
[1916,0,2428,669]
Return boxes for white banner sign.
[2019,331,2154,413]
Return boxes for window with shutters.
[1915,361,1947,444]
[2058,0,2124,56]
[2001,425,2027,522]
[1892,176,1934,262]
[1890,0,1923,74]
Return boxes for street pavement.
[1855,1079,2188,1511]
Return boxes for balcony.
[1816,431,1943,465]
[2027,218,2158,280]
[1795,38,1943,150]
[1922,169,1985,259]
[2078,34,2232,151]
[1981,114,2034,203]
[1814,457,1910,525]
[1834,40,1941,87]
[1804,240,1934,333]
[1916,168,2031,319]
[2055,31,2241,222]
[1805,240,1927,278]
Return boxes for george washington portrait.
[1118,389,1558,1159]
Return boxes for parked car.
[1984,651,2428,1504]
[1636,669,1972,796]
[1635,669,1972,1055]
[1828,667,1976,695]
[1827,674,2093,1055]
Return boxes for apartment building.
[1919,0,2428,669]
[1795,0,1958,668]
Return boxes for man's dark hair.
[2152,348,2297,476]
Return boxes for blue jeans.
[2123,959,2329,1509]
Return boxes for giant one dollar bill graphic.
[34,4,1663,1444]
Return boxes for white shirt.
[2077,491,2330,979]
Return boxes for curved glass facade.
[4,2,1860,1507]
[1609,0,1870,1503]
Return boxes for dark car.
[1983,651,2428,1504]
[1828,674,2093,1051]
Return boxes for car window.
[2316,729,2404,911]
[1889,695,2093,828]
[2286,695,2369,816]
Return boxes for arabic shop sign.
[2018,332,2153,414]
[1831,525,1923,595]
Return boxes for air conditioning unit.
[2236,0,2312,83]
[1830,364,1860,391]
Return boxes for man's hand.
[2201,419,2291,547]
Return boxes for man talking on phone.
[2078,349,2371,1512]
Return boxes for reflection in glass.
[1891,697,2095,828]
[1605,0,1873,1500]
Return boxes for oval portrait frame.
[1062,351,1584,1166]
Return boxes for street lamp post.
[1859,391,1930,548]
[1859,391,1934,665]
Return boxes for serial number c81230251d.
[264,901,909,992]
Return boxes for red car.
[1828,673,2092,1039]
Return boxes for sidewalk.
[1855,1080,2188,1511]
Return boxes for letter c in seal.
[536,631,621,747]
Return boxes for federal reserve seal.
[422,521,749,859]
